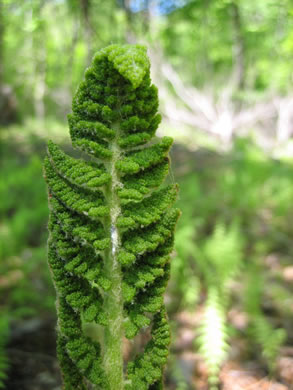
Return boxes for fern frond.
[201,222,243,288]
[44,44,179,389]
[249,315,286,373]
[193,223,243,388]
[244,265,287,374]
[197,288,229,388]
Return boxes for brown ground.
[5,311,293,389]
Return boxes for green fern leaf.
[194,222,243,388]
[202,222,243,288]
[244,265,287,374]
[44,44,179,389]
[197,288,229,387]
[251,316,286,373]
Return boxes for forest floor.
[3,137,293,390]
[6,317,61,390]
[168,310,293,390]
[5,311,293,390]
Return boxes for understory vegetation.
[2,123,293,388]
[1,0,293,389]
[171,138,293,387]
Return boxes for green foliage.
[2,0,293,122]
[173,204,243,386]
[160,0,293,93]
[1,1,293,388]
[173,138,293,387]
[198,288,228,389]
[170,174,202,310]
[0,150,54,317]
[44,44,179,389]
[0,129,57,389]
[0,155,47,258]
[249,316,286,374]
[174,209,243,386]
[200,222,243,289]
[244,266,287,374]
[195,223,243,386]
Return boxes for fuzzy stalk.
[103,123,124,389]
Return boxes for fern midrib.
[103,121,124,390]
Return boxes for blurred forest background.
[1,0,293,389]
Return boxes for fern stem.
[102,122,124,390]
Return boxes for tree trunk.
[32,0,47,120]
[80,0,93,64]
[0,0,18,124]
[0,0,3,87]
[230,2,245,91]
[121,0,136,43]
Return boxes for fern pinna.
[44,44,180,390]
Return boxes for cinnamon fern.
[195,222,243,388]
[44,44,180,390]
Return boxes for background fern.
[250,316,286,374]
[197,288,228,389]
[194,222,243,387]
[244,265,287,374]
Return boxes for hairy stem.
[103,122,124,390]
